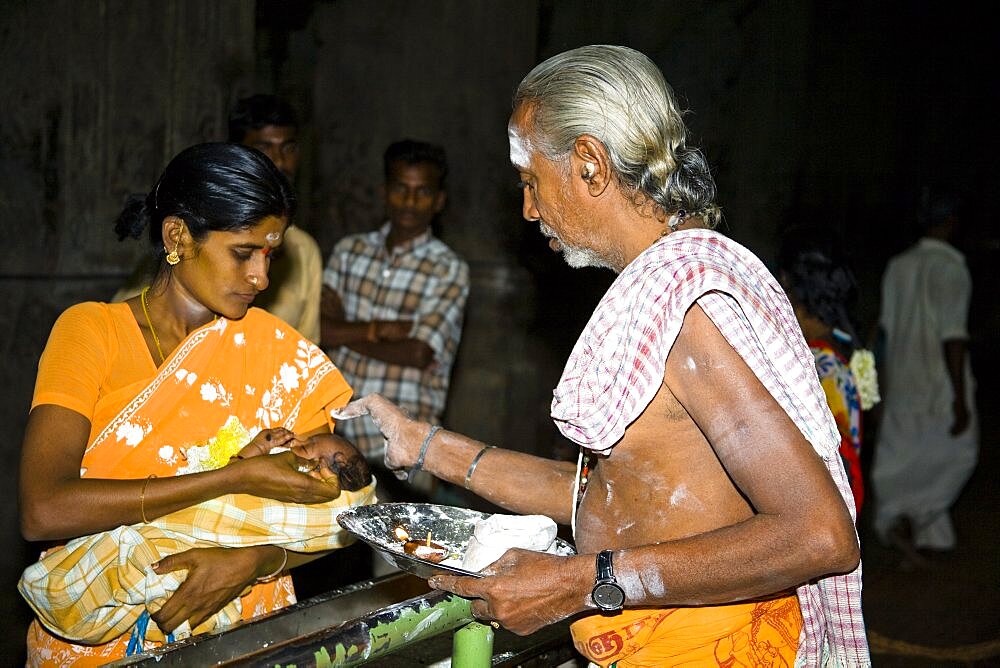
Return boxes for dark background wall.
[1,0,996,661]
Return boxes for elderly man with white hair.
[338,45,869,667]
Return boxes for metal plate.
[338,503,575,579]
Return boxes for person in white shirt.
[873,190,978,554]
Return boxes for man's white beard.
[538,222,614,270]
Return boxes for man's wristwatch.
[591,550,626,611]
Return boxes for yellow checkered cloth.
[19,480,377,645]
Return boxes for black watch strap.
[592,549,626,611]
[596,549,615,581]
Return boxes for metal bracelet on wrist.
[408,424,441,483]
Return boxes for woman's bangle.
[408,425,441,483]
[366,320,379,343]
[139,474,157,524]
[257,546,288,583]
[464,446,494,490]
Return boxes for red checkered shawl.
[552,229,869,666]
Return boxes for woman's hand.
[150,545,280,634]
[227,450,341,503]
[331,394,427,474]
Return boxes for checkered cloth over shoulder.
[552,229,870,667]
[324,223,469,458]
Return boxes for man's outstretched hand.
[332,394,429,476]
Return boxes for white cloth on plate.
[462,514,557,572]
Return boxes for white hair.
[514,45,720,227]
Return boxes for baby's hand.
[235,428,307,460]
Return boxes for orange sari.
[570,595,802,667]
[26,303,353,666]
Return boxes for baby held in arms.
[20,429,377,646]
[234,428,372,494]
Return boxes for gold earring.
[165,241,180,266]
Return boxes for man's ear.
[572,134,612,196]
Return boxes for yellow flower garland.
[849,349,881,411]
[176,416,253,475]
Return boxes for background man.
[227,94,322,343]
[337,46,868,666]
[113,94,323,344]
[872,190,978,556]
[321,139,469,482]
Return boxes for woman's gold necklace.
[140,286,166,364]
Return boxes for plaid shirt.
[323,223,469,457]
[553,229,869,667]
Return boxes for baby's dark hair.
[325,451,372,492]
[113,142,295,254]
[305,433,372,491]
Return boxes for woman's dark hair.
[114,142,296,250]
[778,244,861,352]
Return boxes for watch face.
[592,582,625,610]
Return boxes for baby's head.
[291,433,372,492]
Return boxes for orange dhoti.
[570,594,802,667]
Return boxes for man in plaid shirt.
[321,140,469,470]
[337,46,869,667]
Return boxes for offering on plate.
[393,526,452,563]
[337,503,576,579]
[390,513,560,570]
[461,514,559,572]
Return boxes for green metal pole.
[355,594,475,663]
[252,592,476,666]
[452,621,494,667]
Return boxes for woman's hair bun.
[114,193,153,241]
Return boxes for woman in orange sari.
[19,143,358,665]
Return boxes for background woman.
[778,243,878,513]
[19,143,355,665]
